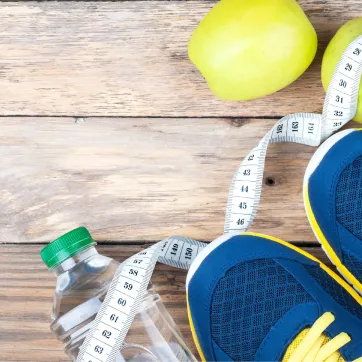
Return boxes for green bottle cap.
[40,227,96,268]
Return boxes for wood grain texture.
[2,118,358,243]
[0,1,361,117]
[0,244,334,361]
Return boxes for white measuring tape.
[77,35,362,362]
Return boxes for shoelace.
[287,312,362,362]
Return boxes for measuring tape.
[77,236,207,362]
[77,35,362,362]
[225,35,362,234]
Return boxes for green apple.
[322,18,362,123]
[188,0,318,101]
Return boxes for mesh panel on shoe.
[210,259,313,362]
[342,251,362,282]
[336,156,362,240]
[305,265,362,319]
[335,156,362,281]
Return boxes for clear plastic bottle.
[40,227,197,362]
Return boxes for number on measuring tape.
[78,35,362,362]
[160,237,201,266]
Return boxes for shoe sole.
[186,232,362,362]
[303,128,362,295]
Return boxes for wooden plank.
[0,244,333,361]
[2,118,358,243]
[0,1,361,117]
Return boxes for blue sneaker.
[186,233,362,362]
[304,129,362,294]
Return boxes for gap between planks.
[1,117,359,244]
[0,240,324,247]
[0,115,283,120]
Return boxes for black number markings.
[110,314,118,322]
[345,63,352,71]
[276,124,283,134]
[129,268,138,276]
[184,247,193,260]
[308,123,314,134]
[292,121,299,131]
[118,298,127,306]
[335,95,343,103]
[339,79,347,88]
[170,243,179,256]
[124,282,133,291]
[102,330,112,339]
[241,185,249,193]
[237,218,245,225]
[239,202,247,209]
[94,346,103,354]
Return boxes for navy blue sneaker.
[304,129,362,294]
[186,233,362,362]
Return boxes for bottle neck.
[52,245,98,276]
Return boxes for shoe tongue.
[281,329,344,362]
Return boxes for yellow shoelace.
[285,312,362,362]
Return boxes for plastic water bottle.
[40,227,197,362]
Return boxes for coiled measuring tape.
[77,35,362,362]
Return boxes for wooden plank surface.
[0,243,333,361]
[0,1,361,117]
[3,118,358,243]
[1,1,361,361]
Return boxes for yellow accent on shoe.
[186,293,206,362]
[304,183,362,294]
